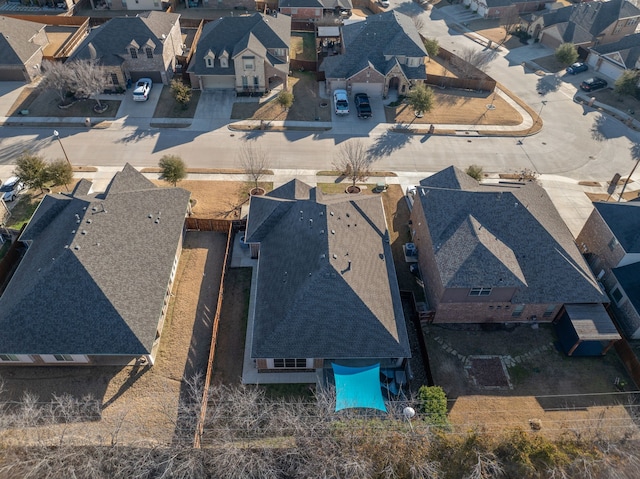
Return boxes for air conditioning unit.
[405,243,417,256]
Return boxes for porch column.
[567,340,582,356]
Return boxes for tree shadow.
[367,130,412,159]
[0,134,58,164]
[536,74,561,96]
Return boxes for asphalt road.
[0,5,638,182]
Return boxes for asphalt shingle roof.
[188,13,290,76]
[68,11,180,66]
[0,164,190,356]
[612,262,640,331]
[0,15,47,66]
[415,168,605,304]
[591,32,640,68]
[593,201,640,253]
[320,11,427,81]
[245,181,410,360]
[279,0,352,8]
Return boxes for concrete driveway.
[191,90,235,130]
[115,84,162,119]
[331,93,388,136]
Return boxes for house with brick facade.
[278,0,352,22]
[0,15,49,82]
[67,11,182,88]
[320,10,427,98]
[585,33,640,83]
[577,200,640,339]
[409,166,608,329]
[188,12,290,93]
[0,164,191,366]
[242,180,410,383]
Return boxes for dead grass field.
[6,88,120,118]
[589,88,640,123]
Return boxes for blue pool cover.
[332,363,387,412]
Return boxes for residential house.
[0,164,191,366]
[463,0,552,20]
[409,166,608,326]
[586,33,640,82]
[0,15,49,82]
[67,11,183,87]
[89,0,162,12]
[577,201,640,339]
[278,0,352,22]
[243,180,410,382]
[320,11,427,97]
[188,13,290,92]
[526,0,640,49]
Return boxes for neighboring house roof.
[0,164,190,356]
[245,181,410,360]
[485,0,513,8]
[188,13,290,76]
[415,167,605,304]
[590,33,640,68]
[68,11,180,67]
[593,201,640,253]
[279,0,352,8]
[0,15,47,66]
[419,165,480,190]
[612,262,640,317]
[320,11,427,81]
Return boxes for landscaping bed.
[7,88,119,118]
[152,86,201,119]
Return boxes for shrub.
[170,79,192,108]
[466,164,483,181]
[417,385,448,427]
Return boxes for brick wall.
[576,208,625,284]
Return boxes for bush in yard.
[614,70,640,99]
[418,385,448,427]
[14,152,49,193]
[466,164,483,181]
[46,159,74,189]
[423,38,440,62]
[158,155,187,186]
[171,80,192,109]
[555,43,578,66]
[407,83,434,118]
[276,90,294,110]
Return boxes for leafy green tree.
[614,70,640,98]
[14,152,48,193]
[466,164,483,181]
[555,43,578,66]
[170,79,192,109]
[158,155,187,186]
[418,385,449,427]
[276,90,294,111]
[407,83,434,118]
[46,159,74,189]
[423,38,440,62]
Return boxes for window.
[220,57,228,68]
[291,7,297,13]
[614,23,622,33]
[512,305,525,317]
[273,358,307,368]
[542,304,556,318]
[243,56,254,71]
[146,47,153,59]
[205,57,213,68]
[54,354,74,361]
[626,18,637,26]
[242,76,248,88]
[608,237,619,251]
[0,354,19,362]
[130,48,138,59]
[611,287,624,304]
[469,287,492,296]
[110,73,119,85]
[253,76,259,88]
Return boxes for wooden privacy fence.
[193,220,245,448]
[614,339,640,389]
[185,217,245,232]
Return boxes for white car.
[379,0,389,7]
[133,78,153,102]
[333,89,349,115]
[1,176,25,202]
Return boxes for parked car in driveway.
[133,78,153,101]
[566,62,588,75]
[580,77,608,92]
[333,89,349,115]
[354,93,372,119]
[0,176,25,202]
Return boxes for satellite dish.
[403,407,416,419]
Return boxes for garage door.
[202,75,236,90]
[595,60,620,82]
[130,71,162,83]
[350,82,383,97]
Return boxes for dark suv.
[580,77,608,92]
[354,93,372,119]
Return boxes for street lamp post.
[518,100,547,145]
[53,130,71,166]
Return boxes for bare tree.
[453,47,497,78]
[39,60,72,102]
[238,144,270,190]
[71,59,112,110]
[332,140,375,188]
[501,8,521,41]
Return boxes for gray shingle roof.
[0,15,47,66]
[591,33,640,67]
[320,11,427,81]
[419,165,479,190]
[0,164,190,356]
[612,262,640,328]
[279,0,352,8]
[188,13,290,76]
[246,182,409,360]
[68,11,180,66]
[267,179,322,200]
[593,201,640,253]
[415,174,605,304]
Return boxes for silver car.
[1,176,25,202]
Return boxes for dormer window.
[130,48,138,59]
[205,57,213,68]
[145,47,153,59]
[220,57,228,68]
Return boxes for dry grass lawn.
[152,85,201,119]
[290,32,316,61]
[7,87,119,118]
[589,88,640,123]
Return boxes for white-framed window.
[0,354,19,362]
[54,354,74,361]
[130,48,138,59]
[273,358,308,368]
[243,56,254,71]
[242,76,248,88]
[614,23,623,33]
[220,57,228,68]
[253,76,259,88]
[205,57,213,68]
[469,287,492,296]
[146,47,153,59]
[512,304,525,317]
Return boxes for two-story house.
[188,13,290,93]
[320,10,427,98]
[0,15,49,82]
[586,33,640,82]
[67,11,183,88]
[278,0,352,22]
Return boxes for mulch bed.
[467,356,511,389]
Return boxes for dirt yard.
[424,323,638,439]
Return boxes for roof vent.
[331,229,335,234]
[86,219,92,224]
[346,212,350,218]
[81,230,87,235]
[320,211,324,216]
[320,230,325,234]
[155,218,160,224]
[330,211,334,216]
[148,214,153,218]
[75,214,80,223]
[332,254,337,259]
[74,245,80,250]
